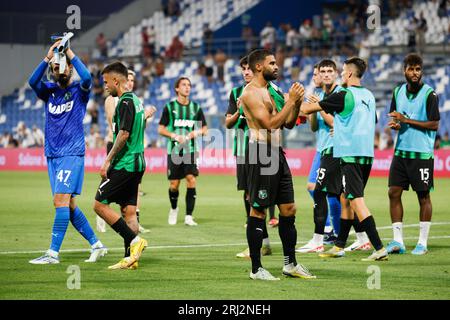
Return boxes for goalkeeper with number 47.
[28,34,107,265]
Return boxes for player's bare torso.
[243,84,282,145]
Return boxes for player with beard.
[386,53,440,255]
[94,62,148,270]
[226,55,285,259]
[28,39,107,264]
[240,49,316,280]
[99,70,153,234]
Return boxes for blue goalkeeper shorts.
[47,156,85,196]
[307,151,321,184]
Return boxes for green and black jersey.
[226,85,247,157]
[159,99,207,154]
[111,91,146,172]
[226,82,285,158]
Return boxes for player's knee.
[306,183,315,191]
[69,198,77,211]
[186,175,196,187]
[53,196,69,208]
[169,181,180,191]
[388,187,402,200]
[93,201,104,214]
[417,191,430,205]
[281,204,296,217]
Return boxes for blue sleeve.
[71,56,92,92]
[28,60,50,101]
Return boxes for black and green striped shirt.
[159,99,207,154]
[112,92,146,172]
[226,85,248,157]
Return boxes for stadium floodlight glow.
[50,32,74,74]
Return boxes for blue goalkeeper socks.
[49,207,70,252]
[327,195,341,235]
[325,211,332,228]
[70,207,98,246]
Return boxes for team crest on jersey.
[258,189,268,200]
[64,91,72,101]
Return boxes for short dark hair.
[174,77,191,92]
[248,49,273,72]
[239,55,249,68]
[318,59,337,71]
[344,57,366,78]
[313,63,320,70]
[101,61,128,78]
[403,53,423,69]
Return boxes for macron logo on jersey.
[48,101,74,115]
[174,119,196,128]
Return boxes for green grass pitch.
[0,171,449,300]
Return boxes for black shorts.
[106,141,113,155]
[95,169,144,206]
[388,156,434,192]
[314,154,342,195]
[167,153,199,180]
[246,143,294,209]
[236,156,247,191]
[341,162,372,199]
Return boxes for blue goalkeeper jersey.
[43,81,89,157]
[29,56,92,158]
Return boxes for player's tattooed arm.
[100,130,130,179]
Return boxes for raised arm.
[300,100,323,115]
[66,48,92,91]
[28,41,62,101]
[284,93,303,129]
[242,83,303,130]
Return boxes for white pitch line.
[349,221,450,235]
[1,222,450,255]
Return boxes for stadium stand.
[367,0,449,46]
[0,0,449,149]
[108,0,262,57]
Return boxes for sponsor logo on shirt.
[48,101,74,115]
[174,119,196,128]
